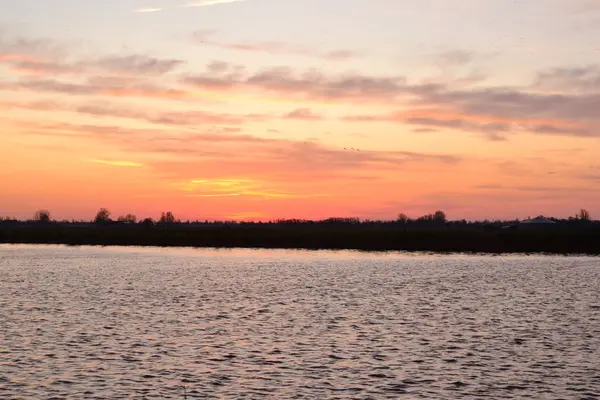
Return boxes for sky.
[1,0,600,222]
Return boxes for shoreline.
[0,241,598,257]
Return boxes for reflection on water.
[1,245,599,399]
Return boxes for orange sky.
[1,0,600,221]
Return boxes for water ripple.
[0,245,599,399]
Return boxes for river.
[1,245,599,399]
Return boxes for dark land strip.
[1,222,599,254]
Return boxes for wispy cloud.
[134,0,244,13]
[182,178,329,199]
[433,50,474,66]
[77,103,267,126]
[188,193,242,197]
[135,8,163,13]
[92,55,184,75]
[184,64,407,103]
[20,121,461,183]
[341,108,593,140]
[88,159,145,167]
[571,0,600,13]
[192,31,360,61]
[183,61,600,139]
[0,33,64,59]
[184,0,245,7]
[283,108,324,121]
[4,78,194,100]
[1,33,185,77]
[1,53,184,77]
[533,65,600,93]
[0,53,43,63]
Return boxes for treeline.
[6,209,180,225]
[0,208,596,226]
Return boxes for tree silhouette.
[578,209,591,221]
[433,210,447,222]
[33,210,51,223]
[159,211,177,224]
[117,214,137,224]
[94,208,112,223]
[397,213,409,223]
[416,210,447,224]
[141,218,155,226]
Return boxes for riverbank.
[1,222,599,254]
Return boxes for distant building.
[520,216,557,228]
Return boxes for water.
[1,245,599,399]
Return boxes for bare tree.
[417,213,433,222]
[94,208,112,223]
[117,214,137,224]
[417,210,447,223]
[33,210,51,223]
[159,211,177,224]
[397,213,409,223]
[577,209,591,221]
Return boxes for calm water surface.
[1,245,599,399]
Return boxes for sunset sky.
[1,0,600,221]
